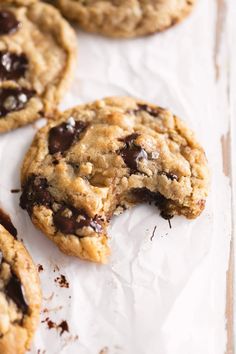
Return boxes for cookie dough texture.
[0,1,76,132]
[20,97,209,263]
[0,225,41,354]
[56,0,196,38]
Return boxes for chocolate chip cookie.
[20,97,209,263]
[0,1,76,132]
[55,0,196,38]
[0,224,41,353]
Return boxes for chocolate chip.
[0,208,17,239]
[119,133,147,172]
[134,104,163,118]
[0,10,20,36]
[0,51,28,80]
[53,206,102,236]
[48,119,88,154]
[160,172,178,181]
[5,273,28,314]
[0,251,2,264]
[20,175,53,214]
[0,88,34,117]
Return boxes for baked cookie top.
[20,96,209,263]
[0,1,76,132]
[55,0,196,38]
[0,224,41,354]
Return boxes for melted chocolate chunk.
[48,120,88,154]
[0,251,2,264]
[5,273,28,314]
[0,87,34,117]
[20,175,53,214]
[20,175,103,236]
[119,133,147,172]
[0,208,17,239]
[132,188,174,219]
[0,51,28,80]
[53,206,102,236]
[0,10,20,36]
[134,104,163,118]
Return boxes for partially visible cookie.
[55,0,196,38]
[0,1,76,132]
[20,96,209,263]
[0,224,41,354]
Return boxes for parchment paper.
[0,0,232,353]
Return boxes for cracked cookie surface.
[55,0,196,38]
[20,96,209,263]
[0,224,41,354]
[0,1,76,132]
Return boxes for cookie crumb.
[99,347,109,354]
[10,188,21,193]
[54,274,69,288]
[42,317,69,336]
[38,264,44,272]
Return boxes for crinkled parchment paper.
[0,0,233,353]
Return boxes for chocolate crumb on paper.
[150,225,157,241]
[10,189,21,193]
[167,219,172,229]
[43,305,63,314]
[38,264,44,272]
[42,317,69,336]
[54,274,69,288]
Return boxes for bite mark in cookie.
[20,97,209,263]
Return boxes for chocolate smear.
[0,10,20,36]
[5,273,28,314]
